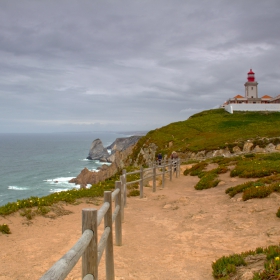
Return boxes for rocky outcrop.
[107,136,142,154]
[87,139,109,161]
[87,136,142,162]
[70,142,137,187]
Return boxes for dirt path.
[1,166,280,279]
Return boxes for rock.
[163,204,172,209]
[213,148,231,157]
[265,143,276,152]
[243,142,254,152]
[218,181,226,186]
[232,146,242,154]
[87,139,110,160]
[252,145,265,153]
[107,136,142,154]
[195,150,206,159]
[276,144,280,150]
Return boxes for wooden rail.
[40,159,180,280]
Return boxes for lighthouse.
[244,69,258,99]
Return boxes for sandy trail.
[1,166,280,280]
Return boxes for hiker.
[171,151,178,172]
[157,153,162,165]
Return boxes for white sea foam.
[8,186,29,190]
[49,183,91,193]
[44,177,75,183]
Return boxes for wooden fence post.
[162,161,165,188]
[140,166,143,198]
[153,164,156,192]
[120,175,125,222]
[104,191,114,280]
[176,159,179,178]
[82,209,98,279]
[115,181,122,246]
[169,159,172,181]
[122,169,127,207]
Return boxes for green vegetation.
[213,245,280,279]
[212,253,246,279]
[230,153,280,178]
[0,224,11,234]
[130,109,280,164]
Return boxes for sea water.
[0,132,128,206]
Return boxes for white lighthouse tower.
[244,69,258,99]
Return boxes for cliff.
[69,145,135,188]
[87,136,142,162]
[70,135,142,187]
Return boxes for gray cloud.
[0,0,280,133]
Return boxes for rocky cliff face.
[86,138,110,161]
[70,135,142,187]
[133,138,280,165]
[87,136,142,162]
[107,136,142,152]
[70,145,135,187]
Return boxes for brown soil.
[1,165,280,280]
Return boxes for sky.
[1,0,280,133]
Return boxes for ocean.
[0,132,130,206]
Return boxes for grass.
[213,245,280,279]
[130,109,280,164]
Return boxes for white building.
[223,69,280,113]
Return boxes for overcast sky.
[1,0,280,133]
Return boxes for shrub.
[195,172,220,190]
[0,223,11,234]
[213,245,280,279]
[225,181,256,197]
[20,209,36,220]
[212,254,246,278]
[127,190,140,197]
[242,185,273,201]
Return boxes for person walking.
[157,153,162,165]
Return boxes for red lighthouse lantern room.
[247,69,255,82]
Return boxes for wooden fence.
[40,159,180,280]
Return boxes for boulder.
[243,142,254,153]
[232,146,242,154]
[87,139,110,160]
[265,143,276,152]
[252,145,265,153]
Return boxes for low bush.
[230,153,280,178]
[0,223,11,234]
[242,185,274,201]
[212,254,246,278]
[127,190,140,197]
[213,245,280,279]
[225,181,256,197]
[194,171,220,190]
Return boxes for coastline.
[1,166,280,279]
